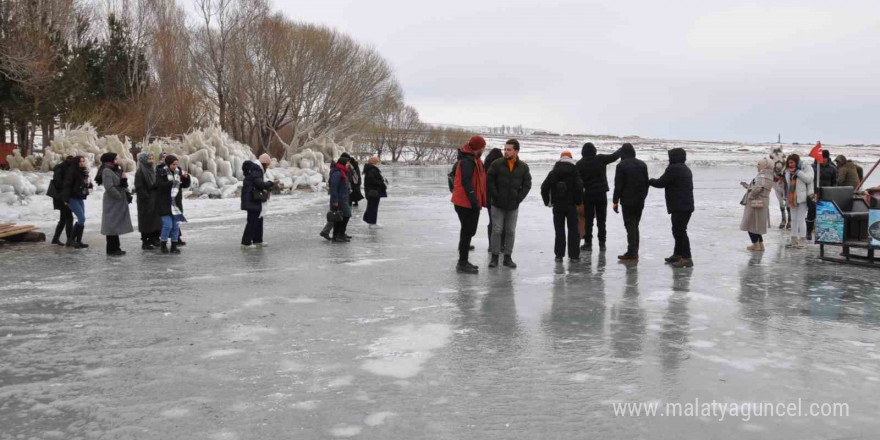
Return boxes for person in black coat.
[344,154,364,207]
[612,143,649,262]
[362,157,387,228]
[156,155,191,254]
[649,148,695,267]
[60,155,92,249]
[135,152,162,249]
[541,151,584,261]
[483,148,504,251]
[49,157,73,245]
[241,155,275,247]
[576,142,622,252]
[486,139,532,268]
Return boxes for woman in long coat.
[362,157,387,228]
[99,153,134,256]
[135,152,162,249]
[740,157,775,251]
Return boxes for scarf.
[787,169,798,208]
[169,169,183,217]
[335,163,349,182]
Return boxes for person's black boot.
[73,224,89,249]
[489,254,499,268]
[665,255,682,264]
[160,241,169,254]
[599,241,606,252]
[503,255,517,268]
[580,238,591,251]
[456,261,479,274]
[51,222,65,245]
[170,242,181,254]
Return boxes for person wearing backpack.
[48,156,73,245]
[541,151,584,262]
[450,136,487,274]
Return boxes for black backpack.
[447,161,458,193]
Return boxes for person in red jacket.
[451,136,487,274]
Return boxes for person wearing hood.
[49,156,73,246]
[541,151,584,262]
[482,148,506,251]
[612,143,649,262]
[740,157,775,251]
[649,148,695,268]
[450,135,488,274]
[784,154,814,249]
[328,156,353,242]
[156,154,191,254]
[241,154,275,248]
[835,155,863,188]
[486,139,531,269]
[99,153,134,256]
[362,157,387,228]
[806,150,838,240]
[576,142,622,252]
[135,152,162,249]
[61,155,92,248]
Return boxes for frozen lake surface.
[2,164,879,439]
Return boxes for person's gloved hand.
[613,203,619,214]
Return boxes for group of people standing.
[47,151,191,255]
[740,148,864,250]
[450,136,696,274]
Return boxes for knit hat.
[560,151,572,158]
[259,153,271,165]
[100,152,117,164]
[165,154,178,166]
[467,136,486,150]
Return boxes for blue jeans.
[68,199,86,226]
[160,215,180,242]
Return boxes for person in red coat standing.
[451,136,488,274]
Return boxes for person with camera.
[241,154,274,248]
[156,154,192,254]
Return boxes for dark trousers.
[748,232,763,243]
[583,193,608,243]
[363,197,380,224]
[622,204,644,255]
[106,235,120,253]
[455,205,480,263]
[671,212,692,259]
[806,197,816,235]
[333,216,350,238]
[242,210,264,245]
[55,206,73,241]
[553,204,580,259]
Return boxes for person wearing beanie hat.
[649,148,695,268]
[541,150,584,262]
[327,155,353,242]
[612,143,649,262]
[450,135,488,274]
[486,139,531,269]
[362,157,387,228]
[576,142,623,253]
[100,153,134,256]
[156,154,191,254]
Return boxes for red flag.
[808,141,823,161]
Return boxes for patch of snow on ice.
[361,323,452,379]
[364,411,397,427]
[328,424,362,437]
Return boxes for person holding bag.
[740,157,775,251]
[328,156,353,242]
[240,154,274,248]
[156,154,191,254]
[362,157,387,229]
[99,153,134,256]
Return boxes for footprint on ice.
[328,424,362,437]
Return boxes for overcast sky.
[274,0,880,144]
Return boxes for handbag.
[253,188,270,202]
[326,209,343,223]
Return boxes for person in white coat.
[784,153,814,249]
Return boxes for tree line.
[0,0,467,162]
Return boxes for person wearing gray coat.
[740,157,775,251]
[99,153,134,256]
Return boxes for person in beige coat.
[740,158,775,251]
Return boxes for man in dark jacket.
[649,148,694,267]
[807,150,838,240]
[612,143,649,262]
[486,139,532,268]
[541,151,584,262]
[576,142,622,252]
[49,157,73,245]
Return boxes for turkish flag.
[808,141,823,161]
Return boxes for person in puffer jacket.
[612,143,649,262]
[240,154,274,248]
[541,151,584,262]
[649,148,695,268]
